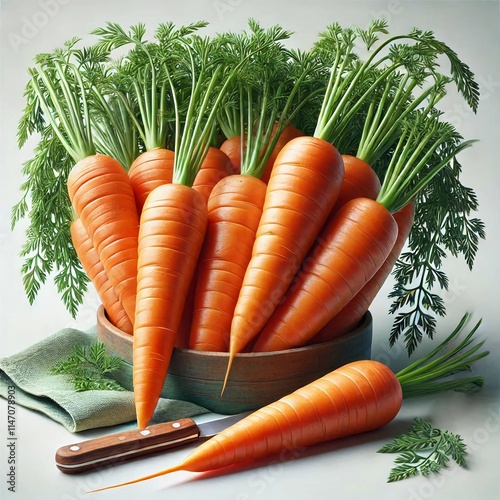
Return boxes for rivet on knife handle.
[55,418,200,474]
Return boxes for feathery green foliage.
[379,418,468,482]
[51,342,125,392]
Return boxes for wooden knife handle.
[55,418,200,474]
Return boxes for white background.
[1,0,499,499]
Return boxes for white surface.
[1,1,499,499]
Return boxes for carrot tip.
[87,466,180,493]
[220,354,235,397]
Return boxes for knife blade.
[55,412,251,474]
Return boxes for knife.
[55,412,251,474]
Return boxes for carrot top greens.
[311,19,479,147]
[376,110,476,214]
[216,27,323,179]
[395,312,488,397]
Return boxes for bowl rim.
[97,305,372,359]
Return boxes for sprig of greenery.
[51,342,125,392]
[378,418,468,482]
[11,130,89,317]
[406,28,480,112]
[387,155,485,354]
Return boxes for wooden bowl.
[97,305,373,414]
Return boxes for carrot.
[222,136,343,373]
[320,153,381,234]
[188,175,267,351]
[28,58,140,326]
[128,148,175,213]
[310,201,415,344]
[184,148,265,351]
[192,146,235,204]
[260,123,304,183]
[333,154,381,211]
[219,123,304,183]
[67,154,139,324]
[219,135,242,174]
[253,196,398,352]
[92,313,487,491]
[70,218,133,335]
[134,183,207,427]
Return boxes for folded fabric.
[0,326,208,433]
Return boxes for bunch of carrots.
[17,19,482,429]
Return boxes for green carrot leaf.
[51,342,125,392]
[379,418,468,483]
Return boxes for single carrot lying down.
[91,314,487,492]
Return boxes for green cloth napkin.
[0,327,208,433]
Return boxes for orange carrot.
[175,361,402,468]
[94,360,401,491]
[133,183,207,428]
[224,136,344,380]
[28,58,140,324]
[219,135,242,174]
[253,196,398,352]
[192,147,235,204]
[70,218,133,335]
[67,154,139,325]
[92,317,487,491]
[310,201,415,343]
[333,154,381,211]
[218,123,304,184]
[259,123,304,183]
[128,148,175,213]
[189,174,267,351]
